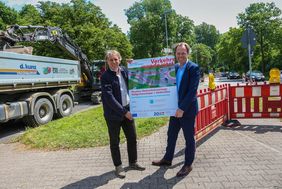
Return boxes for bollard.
[269,68,280,84]
[208,73,216,90]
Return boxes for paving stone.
[0,119,281,188]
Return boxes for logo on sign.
[154,112,165,116]
[43,67,52,74]
[20,64,36,69]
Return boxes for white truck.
[0,25,103,127]
[0,51,80,127]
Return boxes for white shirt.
[116,68,130,106]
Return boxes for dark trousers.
[105,118,137,167]
[163,116,196,166]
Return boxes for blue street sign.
[241,28,256,48]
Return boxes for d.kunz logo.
[20,64,36,69]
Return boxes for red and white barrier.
[194,82,281,141]
[229,82,282,119]
[195,84,228,141]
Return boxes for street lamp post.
[163,9,172,55]
[164,12,169,50]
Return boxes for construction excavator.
[0,24,104,103]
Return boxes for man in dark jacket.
[101,50,145,178]
[152,42,200,177]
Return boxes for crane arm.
[0,25,94,87]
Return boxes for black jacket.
[101,66,129,121]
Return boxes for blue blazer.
[101,66,129,121]
[175,61,200,117]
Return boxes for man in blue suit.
[152,42,200,177]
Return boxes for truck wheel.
[91,91,102,104]
[56,94,73,118]
[24,98,54,127]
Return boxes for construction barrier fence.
[195,83,282,140]
[195,84,228,141]
[229,83,282,119]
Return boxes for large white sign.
[128,56,178,118]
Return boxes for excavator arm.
[0,25,94,88]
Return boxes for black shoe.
[129,163,146,171]
[152,159,172,166]
[176,165,192,177]
[115,165,126,178]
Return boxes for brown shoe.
[152,159,172,166]
[176,165,192,177]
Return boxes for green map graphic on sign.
[128,64,176,90]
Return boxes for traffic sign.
[241,28,256,48]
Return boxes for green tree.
[191,43,213,72]
[215,28,247,73]
[195,22,220,49]
[126,0,172,58]
[0,2,18,30]
[270,25,282,69]
[173,14,195,46]
[237,2,282,73]
[18,4,42,25]
[195,22,220,68]
[25,0,133,62]
[125,0,195,58]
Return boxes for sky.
[2,0,282,34]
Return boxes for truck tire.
[91,91,102,104]
[56,94,73,118]
[24,98,54,127]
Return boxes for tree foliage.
[173,14,195,46]
[1,0,282,72]
[216,28,248,73]
[195,22,220,49]
[0,2,18,30]
[0,0,133,63]
[18,4,42,25]
[237,2,282,73]
[194,22,220,69]
[125,0,171,58]
[190,43,213,72]
[125,0,195,58]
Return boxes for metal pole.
[164,13,168,51]
[247,28,252,82]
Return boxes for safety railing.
[229,82,282,119]
[195,84,228,141]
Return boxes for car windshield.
[251,71,262,76]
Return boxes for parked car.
[227,71,240,79]
[245,70,265,82]
[280,70,282,82]
[220,72,228,77]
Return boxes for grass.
[16,106,169,150]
